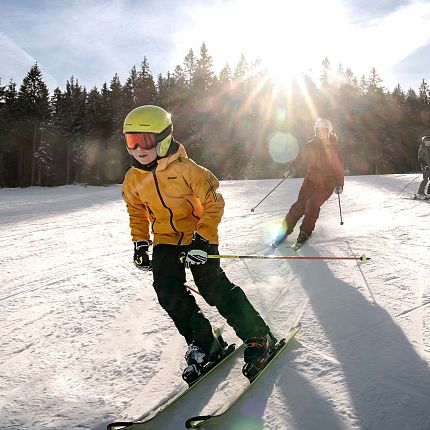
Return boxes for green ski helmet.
[123,105,173,157]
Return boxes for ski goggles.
[124,124,173,151]
[124,133,157,150]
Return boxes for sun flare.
[176,0,348,87]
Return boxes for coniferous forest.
[1,42,429,188]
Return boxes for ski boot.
[242,332,277,381]
[415,193,429,200]
[182,329,232,385]
[292,230,310,250]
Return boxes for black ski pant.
[417,167,429,195]
[151,244,269,347]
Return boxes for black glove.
[133,240,152,270]
[334,185,343,195]
[182,232,210,268]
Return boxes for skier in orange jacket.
[121,105,273,380]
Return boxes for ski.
[290,242,302,251]
[413,194,430,200]
[291,237,312,250]
[271,237,308,251]
[107,342,241,430]
[401,195,430,201]
[271,240,304,251]
[271,239,284,249]
[184,324,301,429]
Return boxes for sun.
[176,0,348,88]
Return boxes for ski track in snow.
[0,175,429,430]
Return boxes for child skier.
[121,105,273,380]
[272,118,344,248]
[416,136,430,199]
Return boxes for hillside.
[0,174,429,430]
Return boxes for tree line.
[1,42,429,188]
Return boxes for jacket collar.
[131,140,187,172]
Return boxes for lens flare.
[268,132,299,164]
[104,159,122,181]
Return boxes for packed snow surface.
[1,174,429,430]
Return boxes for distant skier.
[272,118,345,248]
[416,136,430,199]
[121,105,273,380]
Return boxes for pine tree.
[123,65,139,111]
[336,63,345,86]
[0,79,17,186]
[183,49,196,91]
[320,57,331,90]
[359,75,368,95]
[418,79,429,105]
[168,65,188,109]
[60,77,87,184]
[194,42,215,94]
[392,84,405,104]
[345,68,358,87]
[135,57,156,105]
[109,73,123,129]
[232,54,250,108]
[16,63,51,186]
[405,88,420,123]
[156,72,170,107]
[17,63,51,121]
[218,64,232,86]
[367,67,384,94]
[233,54,248,81]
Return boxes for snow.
[0,174,429,430]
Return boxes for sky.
[1,174,429,429]
[1,0,430,93]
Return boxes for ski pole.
[337,193,344,225]
[397,174,421,195]
[208,254,369,262]
[186,284,202,296]
[251,177,286,212]
[346,241,376,303]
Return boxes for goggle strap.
[155,124,173,143]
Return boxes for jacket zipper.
[151,170,184,245]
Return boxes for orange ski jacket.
[122,142,224,246]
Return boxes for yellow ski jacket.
[122,142,224,245]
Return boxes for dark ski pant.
[151,244,269,347]
[417,168,429,195]
[284,178,334,236]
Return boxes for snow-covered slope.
[0,174,429,430]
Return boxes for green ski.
[185,324,301,429]
[107,342,241,430]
